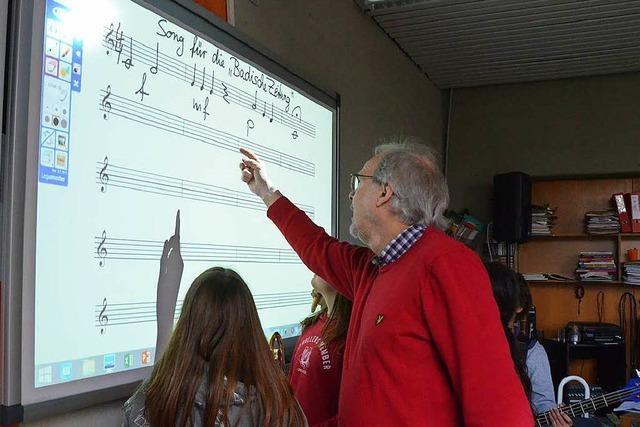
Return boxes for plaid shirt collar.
[374,224,426,267]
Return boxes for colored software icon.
[59,43,72,63]
[82,359,96,376]
[103,354,116,371]
[141,351,151,365]
[44,57,58,77]
[37,366,53,384]
[59,362,72,381]
[124,353,135,369]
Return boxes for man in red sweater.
[240,141,533,426]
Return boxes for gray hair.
[372,138,450,228]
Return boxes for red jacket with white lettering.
[289,314,343,427]
[269,197,533,427]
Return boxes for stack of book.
[575,251,617,281]
[531,205,556,236]
[584,210,620,235]
[443,210,484,247]
[622,262,640,285]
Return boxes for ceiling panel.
[359,0,640,88]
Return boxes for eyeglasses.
[350,173,375,193]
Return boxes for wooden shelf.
[530,233,640,240]
[527,280,636,286]
[530,234,616,240]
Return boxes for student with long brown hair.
[289,275,352,426]
[124,267,307,427]
[484,262,572,427]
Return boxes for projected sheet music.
[33,0,334,387]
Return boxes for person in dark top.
[484,262,572,427]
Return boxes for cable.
[596,291,605,323]
[618,292,638,379]
[486,222,493,262]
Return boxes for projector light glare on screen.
[29,0,335,393]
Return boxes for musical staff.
[93,234,302,264]
[94,159,315,218]
[94,291,310,329]
[96,88,316,177]
[102,27,316,138]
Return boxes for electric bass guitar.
[535,378,640,427]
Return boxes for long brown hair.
[301,293,352,350]
[484,262,533,401]
[144,267,306,427]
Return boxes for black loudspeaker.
[493,172,531,243]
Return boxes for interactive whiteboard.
[7,0,337,409]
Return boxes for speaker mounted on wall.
[493,172,532,243]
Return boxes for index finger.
[174,209,180,237]
[240,147,258,161]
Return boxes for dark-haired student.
[123,267,307,427]
[289,275,352,427]
[484,262,572,427]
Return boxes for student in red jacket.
[289,275,352,426]
[239,139,533,426]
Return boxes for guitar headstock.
[623,377,640,403]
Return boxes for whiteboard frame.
[2,0,340,421]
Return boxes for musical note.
[123,36,134,69]
[190,63,196,86]
[99,156,109,193]
[292,106,302,121]
[262,100,266,118]
[98,297,109,334]
[200,66,206,91]
[252,90,257,110]
[135,72,149,101]
[247,119,255,137]
[209,70,214,95]
[269,103,274,123]
[150,42,158,74]
[101,85,112,119]
[97,230,108,267]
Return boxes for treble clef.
[99,156,109,193]
[98,297,109,334]
[97,230,108,267]
[101,85,112,120]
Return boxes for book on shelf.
[623,261,640,285]
[531,205,557,236]
[575,251,616,282]
[523,273,573,282]
[584,209,620,235]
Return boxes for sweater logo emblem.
[375,314,384,325]
[300,346,312,369]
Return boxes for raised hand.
[155,210,184,359]
[239,147,281,207]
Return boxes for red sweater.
[269,197,533,427]
[289,315,343,426]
